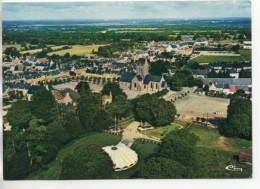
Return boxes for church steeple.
[136,58,149,80]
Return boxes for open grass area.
[189,55,243,63]
[25,132,121,180]
[112,140,157,179]
[239,49,252,61]
[2,44,22,52]
[145,122,183,139]
[189,127,252,153]
[47,45,105,56]
[227,137,252,154]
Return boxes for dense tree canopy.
[224,97,252,139]
[101,82,126,100]
[6,100,33,129]
[133,94,176,126]
[139,156,185,178]
[77,92,112,131]
[157,129,199,166]
[31,90,57,124]
[60,144,114,179]
[106,94,133,118]
[149,60,170,75]
[75,81,90,94]
[166,70,202,91]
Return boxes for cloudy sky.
[2,0,251,21]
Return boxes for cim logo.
[225,165,243,172]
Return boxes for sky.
[2,0,251,21]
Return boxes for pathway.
[121,121,150,147]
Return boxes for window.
[134,83,137,88]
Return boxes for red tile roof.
[53,92,63,100]
[229,85,236,92]
[239,152,252,161]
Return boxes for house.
[209,63,222,73]
[239,152,252,164]
[175,48,193,56]
[181,35,193,41]
[84,54,98,60]
[156,55,175,63]
[193,37,208,47]
[202,78,252,95]
[191,70,210,78]
[119,58,169,92]
[53,88,80,105]
[27,85,46,101]
[228,69,239,78]
[243,41,252,49]
[165,45,178,52]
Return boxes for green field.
[2,44,22,52]
[112,140,158,179]
[189,127,252,153]
[189,127,252,178]
[239,49,252,61]
[25,133,121,180]
[227,137,252,154]
[189,55,243,63]
[47,45,105,56]
[144,122,183,139]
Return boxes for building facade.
[119,58,169,92]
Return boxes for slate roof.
[27,85,46,94]
[119,72,136,82]
[191,69,209,75]
[196,37,208,42]
[203,78,251,86]
[143,74,163,85]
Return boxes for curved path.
[121,121,151,147]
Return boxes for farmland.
[47,45,105,56]
[239,49,252,61]
[189,55,243,63]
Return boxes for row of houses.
[202,78,252,95]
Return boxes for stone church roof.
[119,72,136,82]
[143,74,163,84]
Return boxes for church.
[119,58,169,92]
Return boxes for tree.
[101,82,126,100]
[138,156,185,178]
[133,94,176,126]
[64,52,70,59]
[107,94,133,118]
[60,144,113,179]
[157,129,199,166]
[31,90,57,124]
[6,100,33,130]
[176,34,182,41]
[75,81,90,94]
[223,97,252,139]
[149,60,170,75]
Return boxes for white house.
[243,41,252,49]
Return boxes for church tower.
[136,58,149,80]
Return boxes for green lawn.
[189,127,220,149]
[227,137,252,154]
[239,49,252,61]
[189,55,243,63]
[189,127,252,153]
[144,123,183,139]
[112,140,158,179]
[25,132,121,180]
